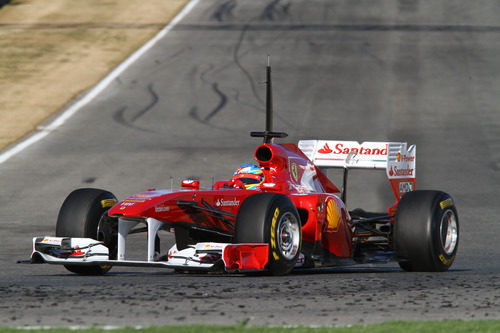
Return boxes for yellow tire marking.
[438,253,454,266]
[440,198,453,210]
[270,207,280,261]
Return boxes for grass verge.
[0,0,188,151]
[1,321,500,332]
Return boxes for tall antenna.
[251,56,288,143]
[265,55,273,134]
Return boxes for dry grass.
[0,0,188,150]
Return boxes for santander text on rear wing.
[298,140,416,201]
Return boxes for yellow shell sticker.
[440,198,453,210]
[291,163,299,182]
[326,200,340,230]
[101,199,117,208]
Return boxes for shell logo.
[326,199,340,230]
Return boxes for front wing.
[26,237,270,272]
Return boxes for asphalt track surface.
[1,0,499,327]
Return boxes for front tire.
[56,188,117,275]
[235,193,302,275]
[394,190,459,272]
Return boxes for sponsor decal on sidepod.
[216,198,240,207]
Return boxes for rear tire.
[394,190,459,272]
[235,193,302,275]
[56,188,117,275]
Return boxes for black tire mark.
[200,63,215,84]
[189,106,202,122]
[260,0,291,21]
[212,0,237,22]
[112,83,160,132]
[113,106,155,133]
[233,23,264,106]
[204,83,228,122]
[152,47,188,67]
[188,83,227,124]
[130,83,159,122]
[188,105,238,133]
[231,1,292,113]
[231,13,297,131]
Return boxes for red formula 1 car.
[24,64,459,275]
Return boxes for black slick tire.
[55,188,117,275]
[235,193,302,275]
[394,190,459,272]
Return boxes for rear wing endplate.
[298,140,416,201]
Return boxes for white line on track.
[0,0,199,165]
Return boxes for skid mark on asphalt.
[199,63,215,84]
[232,23,264,107]
[113,106,153,133]
[204,1,296,130]
[187,63,239,131]
[204,83,228,122]
[211,0,236,22]
[112,83,161,132]
[260,0,291,21]
[225,1,299,131]
[131,83,159,122]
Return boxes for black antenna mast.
[251,56,288,143]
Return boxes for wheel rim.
[277,212,300,260]
[440,209,458,255]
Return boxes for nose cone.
[108,190,174,218]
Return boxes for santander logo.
[318,143,333,154]
[389,166,414,177]
[318,142,387,156]
[216,198,240,207]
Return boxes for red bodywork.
[108,142,354,260]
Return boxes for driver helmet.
[231,164,264,190]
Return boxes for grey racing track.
[1,0,499,327]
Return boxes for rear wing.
[298,140,416,202]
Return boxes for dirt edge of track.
[0,0,188,151]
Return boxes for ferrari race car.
[23,64,459,275]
